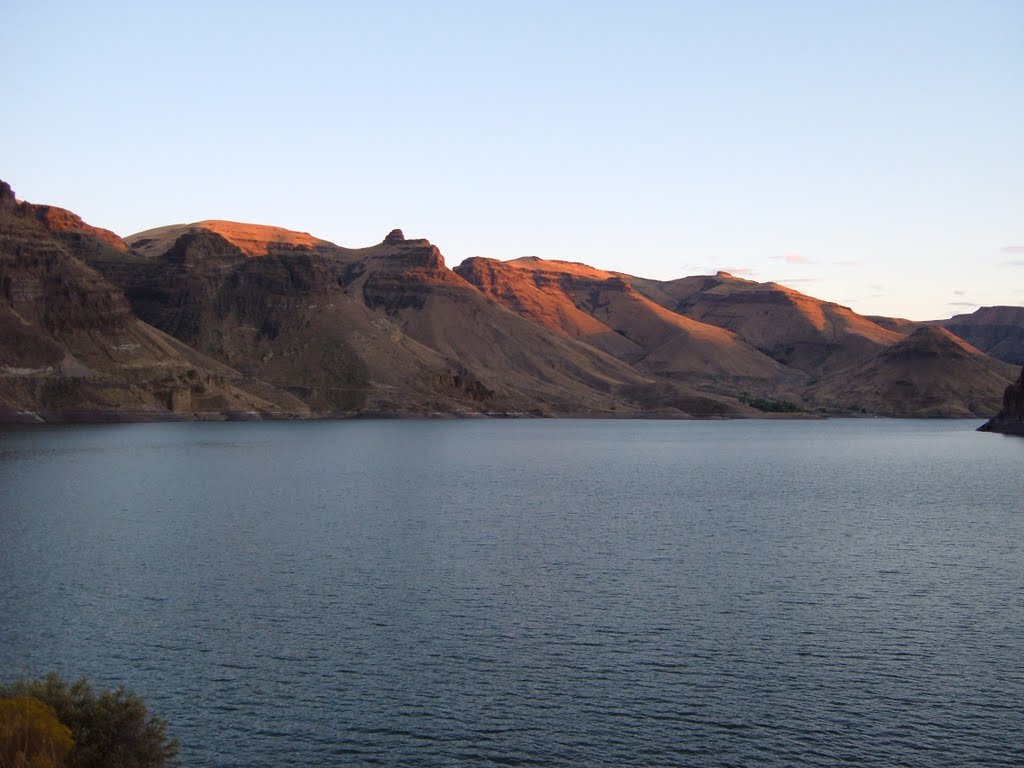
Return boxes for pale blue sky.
[2,1,1021,319]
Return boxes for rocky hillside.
[0,181,309,422]
[454,257,789,391]
[103,221,738,417]
[805,327,1019,417]
[627,271,904,374]
[2,178,1019,422]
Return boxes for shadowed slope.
[809,327,1018,417]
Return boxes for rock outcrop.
[978,366,1024,435]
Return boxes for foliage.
[0,696,74,768]
[0,676,177,768]
[738,394,802,413]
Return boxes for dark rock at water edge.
[978,366,1024,435]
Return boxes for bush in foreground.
[0,675,178,768]
[0,695,74,768]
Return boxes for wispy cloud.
[833,260,860,268]
[869,284,885,292]
[771,253,813,264]
[952,290,966,296]
[720,266,757,277]
[948,301,978,307]
[1001,246,1024,266]
[777,277,820,285]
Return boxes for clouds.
[1001,246,1024,267]
[948,288,978,309]
[771,253,813,264]
[776,277,820,286]
[720,266,758,277]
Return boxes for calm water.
[1,419,1023,767]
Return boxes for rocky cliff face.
[116,224,417,414]
[978,366,1024,435]
[0,181,310,422]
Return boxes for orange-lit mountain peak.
[505,256,618,280]
[194,220,331,257]
[127,220,335,259]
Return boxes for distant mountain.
[868,308,1024,365]
[938,306,1024,365]
[2,177,1019,422]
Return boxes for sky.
[1,0,1021,320]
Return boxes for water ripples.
[1,419,1023,766]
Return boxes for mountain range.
[2,179,1021,423]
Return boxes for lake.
[1,419,1023,766]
